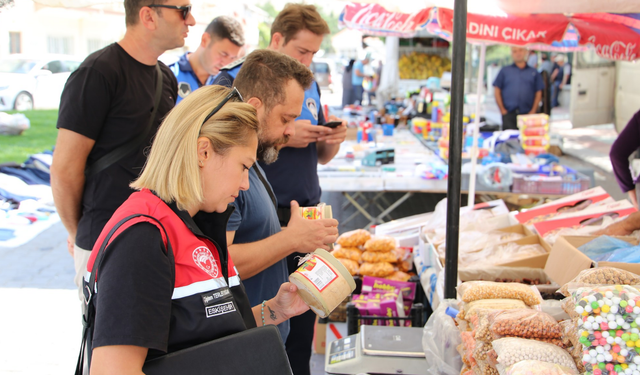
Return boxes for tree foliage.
[0,0,15,11]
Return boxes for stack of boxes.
[517,114,550,156]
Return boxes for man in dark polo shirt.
[51,0,191,301]
[493,46,543,130]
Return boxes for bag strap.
[75,213,174,375]
[84,63,164,179]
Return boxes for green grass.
[0,110,59,164]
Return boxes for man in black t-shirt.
[50,0,192,301]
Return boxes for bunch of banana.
[398,52,452,80]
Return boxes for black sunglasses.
[202,87,244,125]
[147,4,192,20]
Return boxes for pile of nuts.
[461,282,542,306]
[492,337,578,369]
[491,310,562,340]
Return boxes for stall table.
[319,128,580,228]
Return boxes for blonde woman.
[81,86,309,374]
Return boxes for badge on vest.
[192,246,219,278]
[306,97,318,121]
[201,287,232,306]
[178,82,192,98]
[205,301,237,318]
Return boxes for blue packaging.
[382,124,394,136]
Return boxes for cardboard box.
[544,235,640,286]
[313,318,326,354]
[533,200,637,237]
[515,186,611,225]
[438,225,549,268]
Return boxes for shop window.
[9,32,21,54]
[47,36,74,55]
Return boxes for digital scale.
[325,325,428,375]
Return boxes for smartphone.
[323,121,343,129]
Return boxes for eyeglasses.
[202,87,244,125]
[147,4,192,20]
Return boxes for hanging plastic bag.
[422,299,463,375]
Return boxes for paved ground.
[0,87,624,374]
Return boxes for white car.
[0,54,83,111]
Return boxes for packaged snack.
[388,271,413,282]
[336,229,371,248]
[359,262,395,278]
[331,246,363,262]
[498,359,579,375]
[462,299,528,320]
[363,236,397,252]
[558,267,640,296]
[361,276,417,300]
[491,338,577,370]
[459,281,543,306]
[490,309,562,340]
[337,258,359,276]
[351,294,369,315]
[396,258,413,273]
[362,250,398,263]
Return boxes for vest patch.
[192,246,219,278]
[205,301,236,318]
[178,82,192,98]
[306,97,318,121]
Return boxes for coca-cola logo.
[588,35,637,60]
[345,3,428,33]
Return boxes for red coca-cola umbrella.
[340,3,640,60]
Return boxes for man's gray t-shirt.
[227,163,289,341]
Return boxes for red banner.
[340,3,431,36]
[571,17,640,61]
[437,8,569,46]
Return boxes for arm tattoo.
[268,305,277,321]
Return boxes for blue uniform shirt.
[226,164,289,341]
[493,63,544,114]
[211,57,244,88]
[168,53,214,104]
[259,81,325,207]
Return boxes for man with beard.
[194,49,339,342]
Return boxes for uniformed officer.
[169,15,244,103]
[84,86,309,373]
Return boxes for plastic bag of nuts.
[475,359,499,375]
[462,299,528,320]
[491,337,577,370]
[489,309,562,340]
[496,359,579,375]
[474,340,498,361]
[459,281,543,306]
[336,229,371,248]
[558,267,640,296]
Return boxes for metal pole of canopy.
[444,0,468,300]
[467,43,487,207]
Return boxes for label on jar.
[295,256,337,292]
[301,207,322,220]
